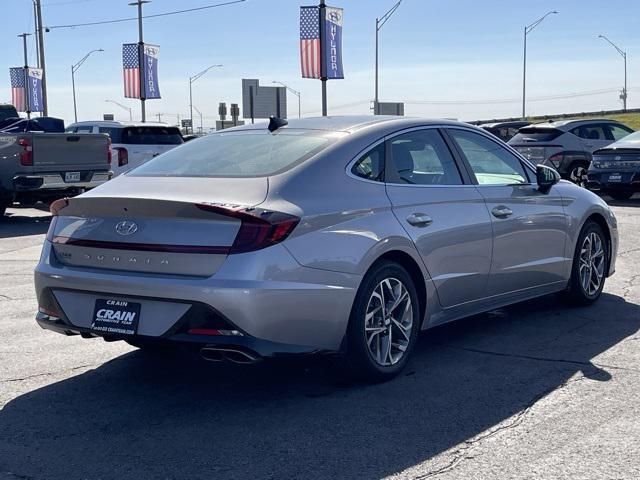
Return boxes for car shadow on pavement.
[1,293,638,479]
[0,210,51,239]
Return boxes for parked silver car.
[35,116,618,381]
[509,119,633,187]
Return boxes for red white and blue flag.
[300,6,321,79]
[122,43,141,99]
[9,67,26,112]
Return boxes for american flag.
[122,43,141,99]
[300,6,321,79]
[9,68,26,112]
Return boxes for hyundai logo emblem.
[115,220,138,236]
[615,156,622,161]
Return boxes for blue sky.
[2,0,639,127]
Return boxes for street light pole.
[192,105,203,133]
[34,0,48,116]
[129,0,150,122]
[105,100,133,121]
[272,81,301,118]
[374,0,402,115]
[598,34,628,111]
[189,64,222,134]
[71,49,104,123]
[522,10,558,119]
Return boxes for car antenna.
[268,116,288,133]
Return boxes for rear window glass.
[510,128,563,143]
[121,126,183,145]
[98,127,122,143]
[129,130,337,178]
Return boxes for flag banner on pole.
[323,6,344,79]
[122,43,141,99]
[300,6,321,79]
[142,44,161,99]
[26,68,44,112]
[9,67,26,112]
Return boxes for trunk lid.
[50,176,268,277]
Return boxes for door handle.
[491,206,513,219]
[406,213,433,227]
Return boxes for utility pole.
[598,34,628,111]
[374,1,402,115]
[34,0,48,115]
[319,0,327,116]
[522,11,558,119]
[33,2,40,68]
[18,33,31,119]
[129,0,150,122]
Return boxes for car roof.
[67,121,171,128]
[223,115,472,134]
[531,118,626,131]
[479,121,531,128]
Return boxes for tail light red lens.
[196,203,300,254]
[548,153,563,167]
[118,148,129,167]
[46,198,69,242]
[107,138,112,166]
[18,138,33,166]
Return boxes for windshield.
[129,130,338,177]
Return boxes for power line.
[45,0,246,30]
[403,88,622,106]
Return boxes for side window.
[388,129,462,185]
[448,129,529,185]
[75,126,94,134]
[351,143,384,182]
[573,124,607,141]
[607,124,633,141]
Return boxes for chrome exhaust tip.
[200,347,261,364]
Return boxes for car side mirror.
[536,164,561,193]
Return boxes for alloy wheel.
[570,165,588,188]
[579,231,605,296]
[364,278,413,367]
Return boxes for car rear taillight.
[107,138,112,166]
[18,138,33,166]
[196,203,300,254]
[46,198,70,241]
[548,153,563,168]
[118,148,128,167]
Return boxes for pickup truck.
[0,131,112,216]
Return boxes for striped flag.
[300,6,321,79]
[122,43,141,99]
[9,67,26,112]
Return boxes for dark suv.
[508,119,634,186]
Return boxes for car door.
[445,127,570,297]
[384,127,493,308]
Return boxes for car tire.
[563,220,608,306]
[608,191,634,201]
[342,261,420,382]
[567,162,589,188]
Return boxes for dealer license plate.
[91,299,141,335]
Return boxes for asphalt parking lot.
[0,201,639,480]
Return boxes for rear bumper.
[587,169,640,191]
[13,171,112,191]
[34,240,360,353]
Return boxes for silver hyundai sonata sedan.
[35,116,618,381]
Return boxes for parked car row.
[481,118,638,200]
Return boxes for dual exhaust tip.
[200,346,261,365]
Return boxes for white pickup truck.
[66,121,183,176]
